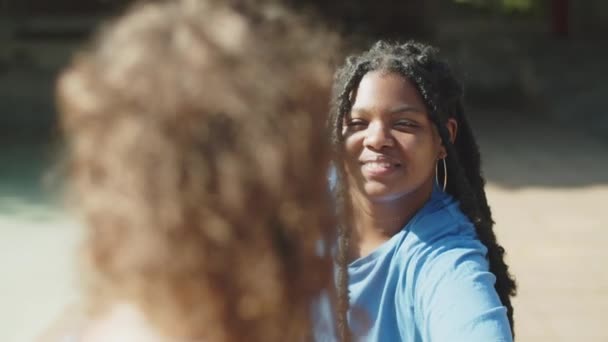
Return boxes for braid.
[448,115,518,329]
[329,40,517,338]
[335,180,352,342]
[328,59,371,342]
[404,44,517,335]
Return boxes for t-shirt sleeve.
[413,239,513,342]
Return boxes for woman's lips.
[360,160,401,177]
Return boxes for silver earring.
[435,158,447,192]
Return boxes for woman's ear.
[438,118,458,159]
[446,118,458,144]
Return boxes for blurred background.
[1,0,606,341]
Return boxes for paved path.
[489,184,608,342]
[476,111,608,342]
[0,144,81,342]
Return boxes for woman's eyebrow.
[389,104,424,115]
[350,107,370,116]
[349,105,425,117]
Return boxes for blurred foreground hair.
[57,0,337,340]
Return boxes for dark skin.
[343,71,457,259]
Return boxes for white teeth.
[364,162,393,168]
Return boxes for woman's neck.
[349,182,433,259]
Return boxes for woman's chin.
[362,182,398,201]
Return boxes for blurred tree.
[0,0,125,15]
[452,0,547,13]
[286,0,438,40]
[551,0,568,36]
[452,0,575,37]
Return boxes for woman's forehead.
[351,71,425,111]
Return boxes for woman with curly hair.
[328,40,516,341]
[47,0,338,341]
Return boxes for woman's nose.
[363,121,394,150]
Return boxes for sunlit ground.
[1,113,607,341]
[489,184,608,341]
[475,110,608,342]
[0,144,81,342]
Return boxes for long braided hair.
[330,40,517,339]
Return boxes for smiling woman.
[343,71,456,214]
[327,41,516,342]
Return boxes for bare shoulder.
[36,302,167,342]
[35,302,87,342]
[80,302,165,342]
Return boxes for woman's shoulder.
[36,302,167,342]
[408,192,480,248]
[82,303,168,342]
[35,303,86,342]
[403,193,489,281]
[407,222,490,297]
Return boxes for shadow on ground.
[469,107,608,189]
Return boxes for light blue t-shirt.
[347,186,513,342]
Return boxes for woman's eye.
[394,120,418,128]
[346,120,367,129]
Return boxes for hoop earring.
[435,158,447,192]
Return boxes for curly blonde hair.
[57,0,337,340]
